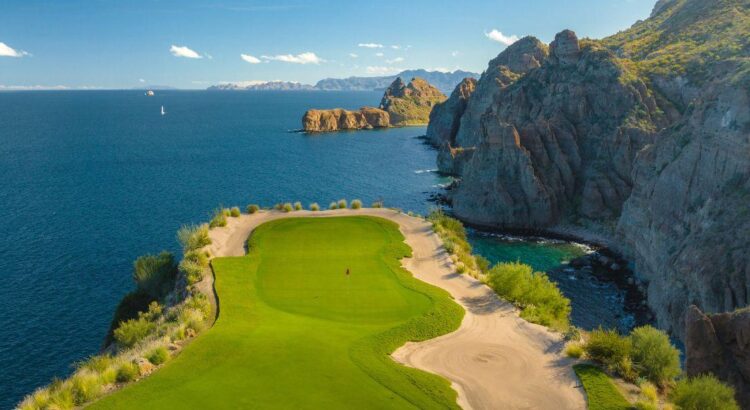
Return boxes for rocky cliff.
[379,77,447,126]
[431,0,750,351]
[686,305,750,408]
[301,107,389,132]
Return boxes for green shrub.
[78,355,112,374]
[113,317,155,348]
[100,365,117,385]
[185,293,212,318]
[105,290,152,345]
[584,328,632,375]
[309,202,320,211]
[229,207,241,217]
[19,388,51,410]
[485,262,571,330]
[638,381,659,406]
[475,255,490,273]
[293,201,302,211]
[209,208,227,228]
[350,199,362,209]
[133,251,177,299]
[176,224,211,252]
[329,202,338,210]
[179,258,204,285]
[70,371,103,405]
[116,362,139,383]
[222,208,231,217]
[282,203,293,212]
[634,400,658,410]
[246,204,260,214]
[183,249,209,268]
[629,325,681,386]
[147,346,170,365]
[180,308,206,333]
[671,375,739,410]
[565,342,584,358]
[337,199,347,209]
[48,383,75,410]
[371,201,383,208]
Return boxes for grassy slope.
[91,216,463,409]
[573,364,631,410]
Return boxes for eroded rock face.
[446,30,663,228]
[426,77,476,149]
[302,107,389,132]
[379,77,446,126]
[686,305,750,408]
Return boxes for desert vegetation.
[350,199,362,209]
[246,204,260,214]
[309,202,320,211]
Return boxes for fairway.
[91,216,463,409]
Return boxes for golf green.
[91,216,464,409]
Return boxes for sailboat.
[160,105,166,116]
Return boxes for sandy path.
[206,209,585,410]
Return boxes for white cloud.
[366,66,402,75]
[451,50,460,57]
[386,57,404,64]
[375,52,384,57]
[241,53,261,64]
[170,45,203,59]
[429,67,451,73]
[358,43,383,48]
[484,29,519,46]
[391,45,400,50]
[260,52,324,64]
[139,78,146,83]
[0,42,29,57]
[348,53,358,58]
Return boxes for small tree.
[133,251,177,299]
[629,325,681,386]
[350,199,362,209]
[246,204,260,214]
[310,203,320,211]
[671,375,739,410]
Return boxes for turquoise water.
[469,232,636,333]
[0,90,444,408]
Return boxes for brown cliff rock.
[379,77,446,126]
[302,107,389,132]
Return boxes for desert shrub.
[372,201,383,208]
[629,325,681,386]
[113,317,155,348]
[282,202,293,212]
[634,401,658,410]
[337,199,347,209]
[229,207,241,217]
[350,199,362,209]
[475,255,490,273]
[18,388,51,410]
[176,224,211,252]
[273,203,283,210]
[442,239,455,254]
[78,355,112,373]
[584,328,632,375]
[179,258,204,285]
[639,381,659,406]
[183,249,209,268]
[309,202,320,211]
[293,201,302,211]
[455,261,466,274]
[133,251,177,299]
[116,362,139,383]
[70,371,103,404]
[209,208,227,228]
[147,346,170,365]
[47,383,74,410]
[565,342,584,358]
[100,364,117,385]
[246,204,260,214]
[180,308,207,333]
[485,262,571,330]
[185,293,211,318]
[329,202,338,210]
[105,290,153,345]
[670,375,739,410]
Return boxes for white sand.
[207,208,585,410]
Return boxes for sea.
[0,90,635,408]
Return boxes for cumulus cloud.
[241,53,261,64]
[375,52,384,57]
[484,29,519,46]
[170,45,203,59]
[0,42,29,57]
[391,45,400,50]
[451,50,460,57]
[358,43,383,48]
[260,52,324,64]
[139,78,146,83]
[386,57,404,64]
[365,66,401,75]
[349,53,358,58]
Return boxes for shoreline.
[205,208,585,409]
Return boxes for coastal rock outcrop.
[686,305,750,408]
[379,77,447,126]
[430,0,750,362]
[302,107,389,132]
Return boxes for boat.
[145,90,155,96]
[161,106,166,116]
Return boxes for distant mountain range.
[206,70,479,94]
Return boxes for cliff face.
[302,107,389,132]
[379,77,447,126]
[686,305,750,408]
[432,0,750,350]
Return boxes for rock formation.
[379,77,447,126]
[429,0,750,352]
[686,305,750,408]
[301,107,389,132]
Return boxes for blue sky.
[0,1,654,89]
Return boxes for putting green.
[92,216,464,409]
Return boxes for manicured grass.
[91,216,464,409]
[573,364,631,410]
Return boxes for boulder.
[135,358,155,375]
